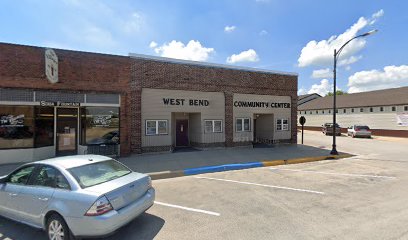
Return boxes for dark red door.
[176,120,189,146]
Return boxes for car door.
[0,165,36,221]
[17,165,59,227]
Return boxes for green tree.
[327,90,348,96]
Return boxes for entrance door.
[176,120,189,146]
[56,108,78,156]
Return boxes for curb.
[148,154,353,180]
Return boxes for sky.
[1,0,407,96]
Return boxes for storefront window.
[236,118,250,132]
[205,120,223,133]
[0,106,34,149]
[81,107,120,145]
[146,120,168,135]
[276,118,289,131]
[34,107,54,147]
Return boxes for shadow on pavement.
[0,213,164,240]
[100,213,165,240]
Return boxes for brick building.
[0,42,298,163]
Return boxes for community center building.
[298,87,408,137]
[0,42,298,163]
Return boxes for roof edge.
[129,53,298,76]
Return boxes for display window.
[34,107,54,147]
[81,107,120,145]
[0,106,34,149]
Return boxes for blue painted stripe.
[184,162,264,176]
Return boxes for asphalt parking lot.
[1,131,408,240]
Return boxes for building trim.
[129,53,298,76]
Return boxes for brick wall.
[0,42,132,156]
[0,43,298,156]
[130,58,298,152]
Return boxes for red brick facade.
[0,43,132,156]
[130,57,298,152]
[0,42,298,156]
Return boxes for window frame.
[235,118,251,132]
[276,118,289,131]
[204,120,223,133]
[145,120,168,136]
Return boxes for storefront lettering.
[234,101,290,108]
[40,101,80,107]
[163,98,209,107]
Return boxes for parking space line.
[154,201,221,216]
[270,168,396,179]
[195,176,325,195]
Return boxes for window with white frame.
[204,120,223,133]
[236,118,250,132]
[276,118,289,131]
[145,120,168,135]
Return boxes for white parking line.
[195,176,325,195]
[154,201,220,216]
[270,168,396,179]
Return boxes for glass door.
[56,108,78,156]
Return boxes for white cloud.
[259,30,268,36]
[298,88,307,96]
[298,10,383,68]
[338,55,362,66]
[347,65,408,93]
[312,68,331,79]
[226,49,259,64]
[307,79,334,96]
[224,25,236,33]
[153,40,215,61]
[122,12,144,34]
[370,9,384,25]
[149,41,158,48]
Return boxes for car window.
[31,166,71,190]
[68,160,131,188]
[8,166,36,185]
[356,126,370,130]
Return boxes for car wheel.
[47,214,73,240]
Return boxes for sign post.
[299,116,306,144]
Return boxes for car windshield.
[67,160,131,188]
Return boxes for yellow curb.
[149,170,184,180]
[286,154,353,165]
[262,160,286,166]
[286,156,327,165]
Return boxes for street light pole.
[330,29,378,155]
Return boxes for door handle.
[38,197,49,201]
[9,193,18,196]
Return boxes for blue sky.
[1,0,407,96]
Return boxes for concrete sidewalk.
[119,144,340,174]
[0,144,346,177]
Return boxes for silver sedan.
[0,155,155,240]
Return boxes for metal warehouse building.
[0,42,298,163]
[298,87,408,137]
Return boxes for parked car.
[0,155,155,240]
[322,123,341,136]
[347,125,372,138]
[87,130,120,145]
